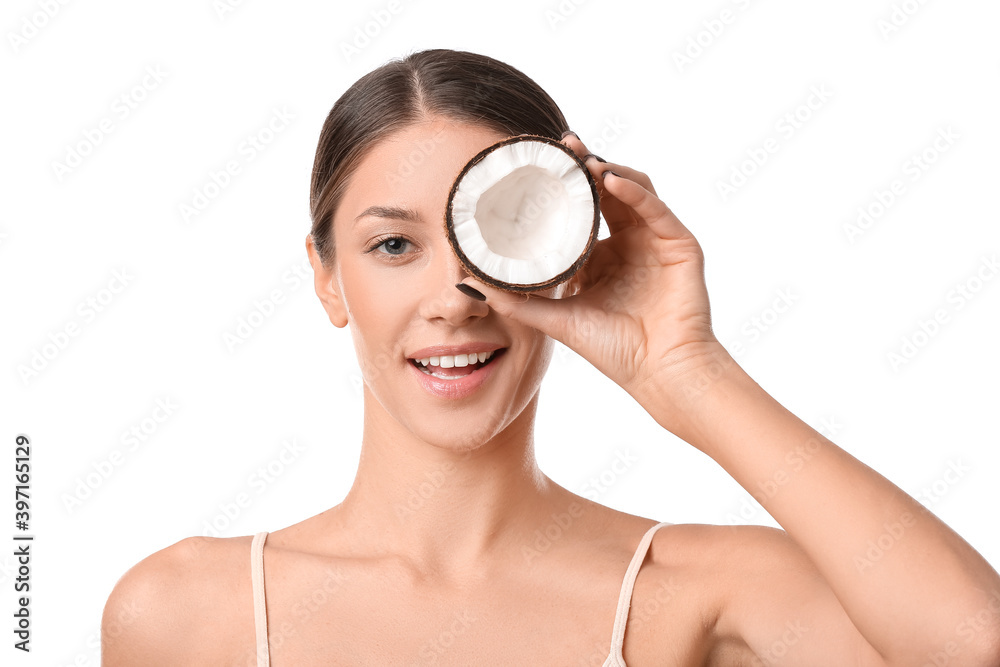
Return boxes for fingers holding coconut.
[586,157,658,200]
[454,276,577,346]
[600,170,694,242]
[559,133,611,187]
[560,134,655,235]
[446,132,641,357]
[560,131,657,195]
[445,132,714,397]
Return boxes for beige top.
[250,521,671,666]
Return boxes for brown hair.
[308,48,570,267]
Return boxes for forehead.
[338,119,509,226]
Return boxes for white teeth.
[413,350,497,368]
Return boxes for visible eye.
[367,235,413,257]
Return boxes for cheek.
[340,252,410,315]
[518,326,556,368]
[340,263,414,364]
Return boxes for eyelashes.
[365,235,415,258]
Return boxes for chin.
[416,415,506,454]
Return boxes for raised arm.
[456,131,1000,665]
[646,341,1000,665]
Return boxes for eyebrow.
[354,205,422,225]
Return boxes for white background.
[2,0,999,663]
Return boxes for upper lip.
[407,343,506,359]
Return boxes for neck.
[330,385,571,577]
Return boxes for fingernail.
[583,153,607,163]
[455,283,487,301]
[602,170,621,179]
[560,130,579,140]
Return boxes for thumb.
[456,277,572,341]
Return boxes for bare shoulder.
[653,523,832,621]
[101,534,257,666]
[643,523,817,612]
[639,523,884,666]
[647,522,803,575]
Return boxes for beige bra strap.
[251,531,270,667]
[607,521,671,660]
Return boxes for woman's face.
[309,117,565,451]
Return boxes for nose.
[418,243,489,326]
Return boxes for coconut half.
[445,134,600,293]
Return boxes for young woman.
[102,49,1000,666]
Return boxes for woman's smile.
[407,346,508,399]
[409,347,505,378]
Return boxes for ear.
[306,234,349,328]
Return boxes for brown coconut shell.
[445,134,600,293]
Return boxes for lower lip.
[408,351,504,399]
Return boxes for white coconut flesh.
[449,139,595,287]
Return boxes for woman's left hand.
[456,132,725,410]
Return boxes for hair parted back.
[308,48,570,267]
